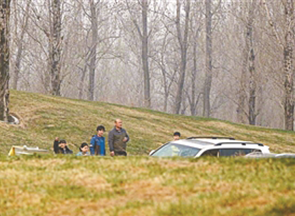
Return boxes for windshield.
[152,143,200,157]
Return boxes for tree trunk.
[12,0,31,90]
[237,2,248,124]
[190,43,197,116]
[248,48,256,125]
[247,2,257,125]
[0,0,11,122]
[50,0,62,96]
[141,0,151,108]
[79,62,87,100]
[237,59,247,123]
[283,0,294,130]
[203,0,212,117]
[88,0,98,101]
[160,67,168,112]
[174,0,190,114]
[262,0,294,130]
[284,45,294,130]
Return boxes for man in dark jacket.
[108,119,129,156]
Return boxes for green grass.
[1,90,295,155]
[1,90,295,215]
[0,156,295,215]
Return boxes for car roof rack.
[187,136,235,140]
[214,142,264,146]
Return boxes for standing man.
[90,125,106,156]
[108,119,129,156]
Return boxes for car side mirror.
[149,150,155,156]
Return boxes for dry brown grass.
[1,156,295,216]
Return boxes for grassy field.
[1,90,295,155]
[0,156,295,216]
[1,90,295,215]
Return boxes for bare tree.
[125,0,151,108]
[263,0,295,130]
[88,0,99,101]
[152,31,178,112]
[12,0,31,90]
[174,0,190,114]
[203,0,212,117]
[0,0,11,122]
[5,0,295,130]
[141,0,151,108]
[283,0,295,130]
[237,1,257,125]
[247,1,257,125]
[187,1,202,116]
[49,0,62,96]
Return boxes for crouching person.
[90,125,106,156]
[76,143,90,156]
[53,138,73,154]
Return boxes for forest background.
[7,0,295,130]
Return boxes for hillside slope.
[1,91,295,216]
[1,90,295,155]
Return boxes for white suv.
[149,137,270,158]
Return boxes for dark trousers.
[115,151,127,156]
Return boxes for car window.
[200,149,219,157]
[219,149,261,157]
[152,143,200,157]
[201,149,261,157]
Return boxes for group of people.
[53,118,182,157]
[53,119,129,156]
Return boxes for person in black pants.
[108,119,129,156]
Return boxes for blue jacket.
[90,135,105,156]
[76,152,90,156]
